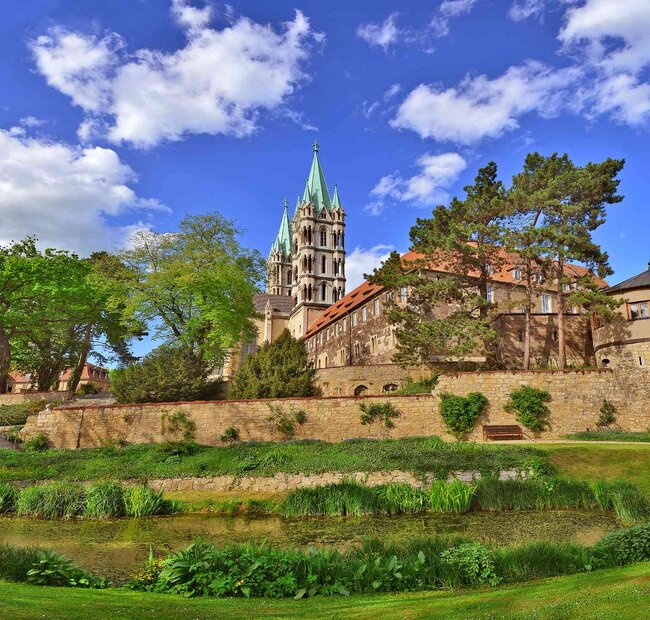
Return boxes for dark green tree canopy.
[229,329,315,399]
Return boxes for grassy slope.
[539,443,650,497]
[1,564,649,620]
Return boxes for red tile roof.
[303,250,607,339]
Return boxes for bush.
[591,522,650,568]
[0,482,18,513]
[440,543,500,586]
[267,404,306,439]
[396,374,439,395]
[0,400,48,426]
[161,411,196,442]
[504,386,551,434]
[27,549,108,588]
[23,432,49,452]
[16,482,86,518]
[229,329,315,399]
[85,481,126,518]
[359,402,401,429]
[220,426,240,443]
[439,392,488,440]
[597,399,617,428]
[111,345,223,404]
[79,382,100,396]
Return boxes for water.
[0,511,616,583]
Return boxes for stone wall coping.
[439,368,613,378]
[51,392,437,412]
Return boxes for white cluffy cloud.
[392,61,579,144]
[0,129,164,253]
[559,0,650,126]
[357,12,401,52]
[367,152,467,215]
[346,245,396,290]
[509,0,546,23]
[432,0,478,37]
[30,4,318,147]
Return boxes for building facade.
[593,262,650,371]
[7,363,111,393]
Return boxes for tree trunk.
[523,260,533,370]
[0,326,10,394]
[67,324,93,399]
[556,258,566,369]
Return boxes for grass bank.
[0,437,549,482]
[1,563,649,619]
[565,431,650,442]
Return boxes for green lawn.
[0,437,547,482]
[538,443,650,497]
[1,564,649,619]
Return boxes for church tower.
[288,141,346,337]
[267,198,293,296]
[267,141,346,338]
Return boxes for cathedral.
[266,141,346,339]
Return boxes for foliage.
[0,481,18,513]
[111,345,223,404]
[27,550,108,588]
[161,410,196,442]
[23,432,50,452]
[85,481,126,518]
[440,543,500,586]
[439,392,488,440]
[0,437,553,483]
[590,522,650,568]
[4,425,23,445]
[0,399,48,426]
[597,400,617,428]
[0,544,43,582]
[504,386,551,434]
[229,330,315,399]
[359,402,401,429]
[120,212,264,367]
[220,426,240,443]
[123,485,168,517]
[266,404,307,439]
[158,440,200,458]
[16,481,86,517]
[427,479,475,513]
[566,430,650,442]
[495,541,590,581]
[79,382,100,395]
[395,374,439,394]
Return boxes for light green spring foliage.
[504,385,551,434]
[439,392,489,440]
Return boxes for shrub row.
[566,430,650,443]
[0,481,178,518]
[282,478,650,524]
[127,523,650,598]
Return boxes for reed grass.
[0,481,18,513]
[0,544,42,582]
[85,481,127,518]
[123,485,167,517]
[15,481,86,518]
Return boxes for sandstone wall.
[20,369,650,449]
[0,391,69,405]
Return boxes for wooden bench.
[482,424,523,441]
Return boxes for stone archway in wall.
[354,384,368,396]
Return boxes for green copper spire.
[270,198,292,257]
[304,140,332,212]
[332,184,342,209]
[293,193,301,218]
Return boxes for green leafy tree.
[369,163,509,365]
[120,212,264,367]
[229,329,315,399]
[0,238,94,393]
[110,345,222,404]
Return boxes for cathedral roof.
[332,184,342,209]
[270,199,292,258]
[302,141,332,213]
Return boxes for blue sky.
[1,0,649,302]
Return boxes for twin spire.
[270,142,343,258]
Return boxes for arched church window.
[320,227,327,247]
[321,282,327,302]
[287,270,292,285]
[321,255,326,274]
[333,260,338,276]
[308,284,313,301]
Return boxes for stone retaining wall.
[0,391,69,405]
[19,369,650,449]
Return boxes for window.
[552,329,558,342]
[520,305,526,314]
[486,285,494,303]
[400,286,408,303]
[354,342,360,358]
[639,356,645,367]
[362,306,367,322]
[514,267,522,280]
[370,335,377,353]
[326,328,330,340]
[321,282,327,302]
[354,385,368,396]
[383,383,399,393]
[486,263,493,275]
[541,294,552,314]
[629,302,649,320]
[287,270,292,285]
[518,329,523,342]
[321,255,326,274]
[373,299,380,315]
[342,318,347,331]
[320,227,327,247]
[352,312,357,327]
[386,291,393,302]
